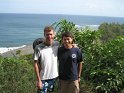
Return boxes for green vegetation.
[0,54,36,93]
[99,22,124,42]
[0,20,124,93]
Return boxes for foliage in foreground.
[0,54,36,93]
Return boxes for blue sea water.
[0,13,124,53]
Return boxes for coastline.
[0,45,33,57]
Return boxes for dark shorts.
[37,78,56,93]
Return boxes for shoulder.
[35,43,46,50]
[58,46,65,52]
[72,47,80,50]
[72,47,82,53]
[33,38,44,50]
[58,45,64,49]
[52,40,59,46]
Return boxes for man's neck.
[64,44,73,49]
[44,41,53,46]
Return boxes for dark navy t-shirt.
[58,46,83,80]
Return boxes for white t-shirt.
[33,41,59,80]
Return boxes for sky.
[0,0,124,17]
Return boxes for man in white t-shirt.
[33,26,59,93]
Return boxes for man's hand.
[78,77,81,83]
[72,44,78,48]
[37,80,43,89]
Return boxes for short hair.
[44,25,54,34]
[62,31,74,39]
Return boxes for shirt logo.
[72,54,76,58]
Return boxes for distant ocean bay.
[0,13,124,53]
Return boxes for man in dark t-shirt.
[58,31,83,93]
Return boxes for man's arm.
[78,62,83,82]
[34,60,42,89]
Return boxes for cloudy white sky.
[0,0,124,17]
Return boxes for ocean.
[0,13,124,53]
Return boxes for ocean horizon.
[0,13,124,53]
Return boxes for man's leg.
[47,79,56,93]
[58,79,69,93]
[68,80,79,93]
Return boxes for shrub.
[0,55,36,93]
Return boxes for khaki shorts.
[58,79,79,93]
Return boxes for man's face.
[62,36,73,47]
[44,30,55,45]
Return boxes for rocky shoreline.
[0,45,33,57]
